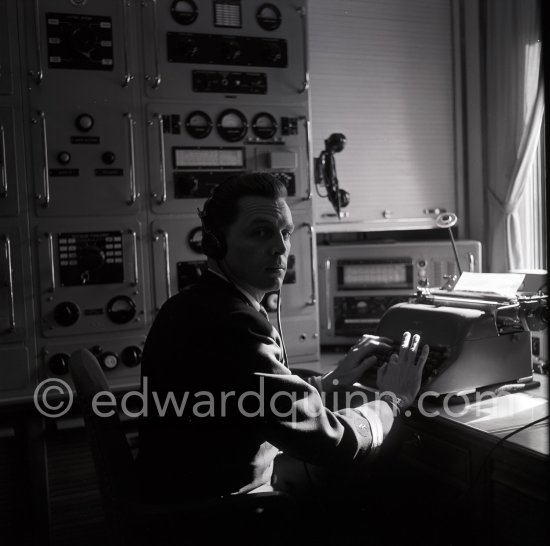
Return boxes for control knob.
[53,301,80,327]
[180,37,199,60]
[102,151,116,165]
[222,39,241,62]
[57,151,71,165]
[79,244,105,273]
[91,346,119,371]
[75,113,95,132]
[262,42,282,63]
[48,353,70,375]
[99,351,119,370]
[178,174,199,196]
[121,346,142,367]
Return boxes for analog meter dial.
[171,0,198,25]
[106,295,136,324]
[185,110,213,139]
[217,109,248,142]
[256,3,282,31]
[252,112,278,139]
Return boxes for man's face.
[222,196,294,301]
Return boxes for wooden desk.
[318,349,549,545]
[319,350,548,455]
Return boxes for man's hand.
[377,331,429,410]
[321,334,394,392]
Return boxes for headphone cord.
[276,289,289,367]
[217,259,288,368]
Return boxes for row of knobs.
[193,72,265,91]
[57,150,117,165]
[180,37,283,63]
[49,345,142,375]
[54,296,136,327]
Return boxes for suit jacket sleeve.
[222,308,393,466]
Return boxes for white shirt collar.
[207,268,262,312]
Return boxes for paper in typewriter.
[452,272,525,299]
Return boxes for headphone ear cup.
[201,229,226,260]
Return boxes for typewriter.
[360,273,548,396]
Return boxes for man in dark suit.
[136,172,428,541]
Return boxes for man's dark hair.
[201,172,288,235]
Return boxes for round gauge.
[256,3,282,31]
[217,109,248,142]
[106,295,136,324]
[185,110,213,139]
[171,0,198,25]
[251,112,278,139]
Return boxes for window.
[515,117,546,270]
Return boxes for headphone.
[197,195,227,260]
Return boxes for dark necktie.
[259,306,286,366]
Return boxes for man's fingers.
[410,334,420,353]
[353,339,392,357]
[376,361,388,383]
[416,344,430,370]
[400,331,411,349]
[359,355,377,370]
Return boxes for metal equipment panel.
[35,220,149,337]
[22,0,143,217]
[41,334,145,389]
[0,346,30,396]
[22,0,139,89]
[0,107,20,216]
[145,102,312,214]
[0,225,29,344]
[139,0,309,102]
[28,105,144,217]
[0,0,15,96]
[274,212,319,362]
[318,240,483,345]
[150,215,204,310]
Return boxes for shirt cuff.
[307,374,324,394]
[356,404,384,456]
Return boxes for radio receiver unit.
[318,241,482,346]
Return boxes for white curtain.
[484,0,544,272]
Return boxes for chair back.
[69,348,139,541]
